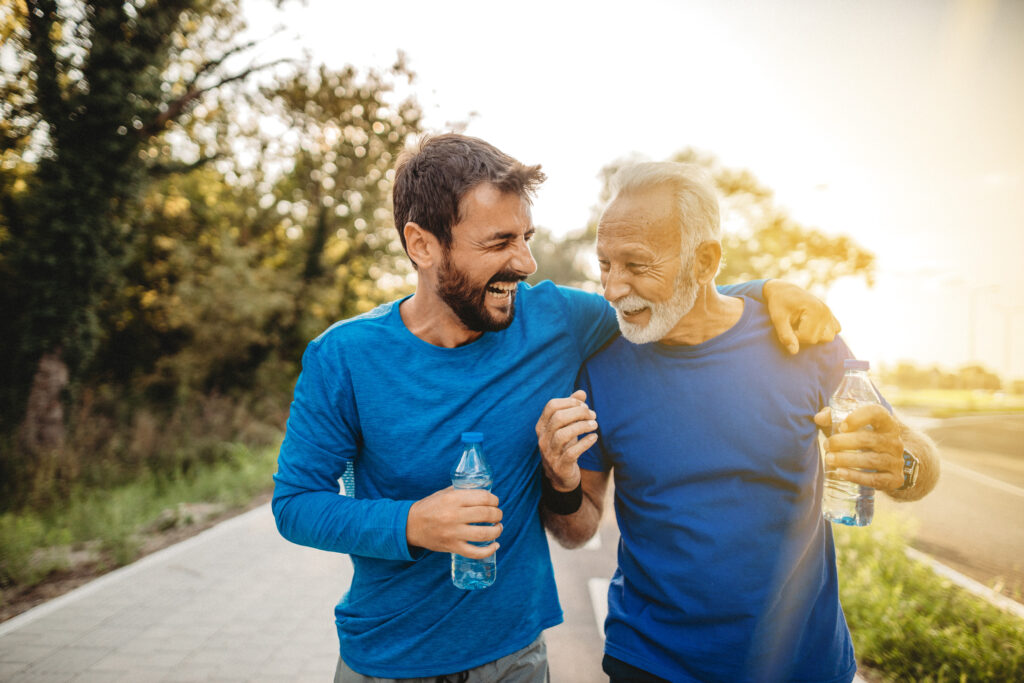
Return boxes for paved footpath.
[0,505,345,682]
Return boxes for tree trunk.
[20,349,69,452]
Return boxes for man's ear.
[693,241,722,285]
[404,222,441,269]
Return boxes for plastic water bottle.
[822,359,882,527]
[451,432,496,589]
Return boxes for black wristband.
[541,474,583,515]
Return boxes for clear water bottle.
[822,359,882,527]
[451,432,496,589]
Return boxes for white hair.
[607,161,721,253]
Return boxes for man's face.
[436,183,538,332]
[597,187,699,344]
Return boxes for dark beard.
[437,252,523,332]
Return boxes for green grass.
[0,442,279,599]
[836,516,1024,681]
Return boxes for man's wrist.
[542,474,583,515]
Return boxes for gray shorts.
[334,632,549,683]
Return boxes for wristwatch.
[896,450,920,491]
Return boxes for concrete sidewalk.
[0,505,346,682]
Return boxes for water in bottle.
[451,432,496,589]
[822,359,882,527]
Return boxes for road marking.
[944,460,1024,498]
[588,578,609,639]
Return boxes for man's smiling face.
[437,182,538,332]
[597,185,699,344]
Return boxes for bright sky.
[241,0,1024,380]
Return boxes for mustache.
[487,270,528,287]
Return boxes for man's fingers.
[839,404,896,434]
[463,522,503,544]
[769,307,800,355]
[813,407,831,429]
[827,430,900,456]
[451,488,500,508]
[562,433,598,462]
[832,467,902,490]
[537,392,592,435]
[554,418,598,449]
[827,449,901,473]
[459,505,503,524]
[455,541,499,560]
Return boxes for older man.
[537,162,939,683]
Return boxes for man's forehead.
[598,196,680,254]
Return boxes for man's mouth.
[486,281,518,299]
[620,305,649,319]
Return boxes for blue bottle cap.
[844,359,869,371]
[461,432,484,443]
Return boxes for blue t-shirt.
[273,280,764,677]
[578,296,869,683]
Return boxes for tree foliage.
[535,149,876,293]
[0,0,281,431]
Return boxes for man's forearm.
[887,422,940,502]
[540,470,609,549]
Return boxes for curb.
[905,547,1024,620]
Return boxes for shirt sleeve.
[272,339,419,562]
[717,279,768,301]
[558,286,621,360]
[575,364,611,473]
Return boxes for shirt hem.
[339,613,563,678]
[603,642,856,683]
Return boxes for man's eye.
[627,263,647,273]
[524,231,535,242]
[598,261,610,271]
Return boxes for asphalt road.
[886,412,1024,598]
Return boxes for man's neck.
[399,286,483,348]
[659,281,744,346]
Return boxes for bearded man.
[273,135,842,682]
[536,162,940,683]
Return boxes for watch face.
[902,451,919,489]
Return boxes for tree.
[535,149,876,293]
[0,0,283,446]
[94,60,426,399]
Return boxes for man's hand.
[535,389,599,491]
[764,280,841,354]
[814,405,905,491]
[406,487,502,558]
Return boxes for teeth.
[487,282,516,294]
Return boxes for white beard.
[612,268,700,345]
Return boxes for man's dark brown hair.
[392,134,546,267]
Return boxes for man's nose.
[511,238,538,277]
[603,267,630,302]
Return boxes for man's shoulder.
[581,332,630,371]
[311,300,401,349]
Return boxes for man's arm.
[542,469,611,549]
[534,389,611,548]
[815,405,940,502]
[273,342,502,561]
